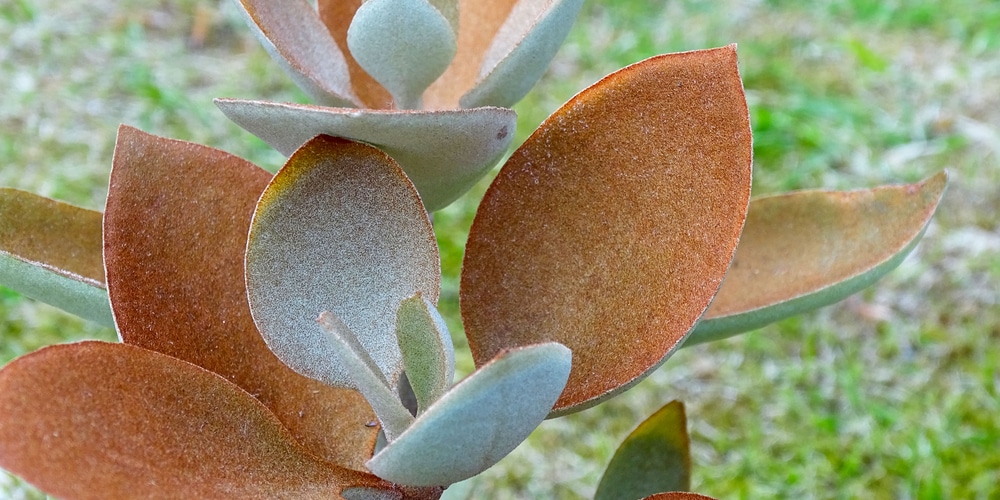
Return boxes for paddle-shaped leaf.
[461,46,753,416]
[0,341,392,499]
[246,135,440,391]
[0,189,112,326]
[214,99,516,211]
[595,401,691,500]
[233,0,360,107]
[105,125,377,470]
[347,0,457,109]
[396,293,455,414]
[687,171,948,346]
[317,0,393,109]
[367,343,571,487]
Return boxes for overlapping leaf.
[461,45,753,416]
[245,135,440,392]
[688,171,948,346]
[104,126,377,470]
[0,189,112,326]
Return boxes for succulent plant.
[216,0,584,211]
[0,44,945,497]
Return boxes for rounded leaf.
[317,0,394,109]
[246,135,440,391]
[461,46,753,415]
[688,171,949,346]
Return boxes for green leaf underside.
[460,0,585,109]
[396,293,456,415]
[687,171,948,346]
[0,189,112,326]
[347,0,457,109]
[595,401,691,500]
[233,0,359,107]
[0,342,391,499]
[367,343,572,487]
[246,135,440,391]
[317,312,415,442]
[214,99,515,211]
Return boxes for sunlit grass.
[1,0,998,497]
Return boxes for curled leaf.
[461,46,752,416]
[0,189,112,326]
[396,293,455,415]
[317,0,393,109]
[215,99,516,211]
[367,343,571,487]
[246,135,440,391]
[688,171,949,346]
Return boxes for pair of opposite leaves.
[0,46,945,498]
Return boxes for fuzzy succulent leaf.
[366,343,571,487]
[347,0,457,109]
[0,341,394,499]
[687,171,949,346]
[461,45,753,416]
[396,293,456,415]
[643,494,718,500]
[317,0,394,109]
[246,135,440,391]
[215,99,515,211]
[104,125,378,469]
[233,0,360,107]
[595,401,691,500]
[0,189,112,326]
[458,0,585,109]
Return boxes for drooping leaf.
[687,171,949,346]
[347,0,457,109]
[0,189,112,326]
[214,99,515,210]
[317,0,393,109]
[0,341,393,499]
[461,46,753,416]
[594,401,691,500]
[233,0,360,107]
[105,125,378,470]
[366,343,571,487]
[459,0,585,109]
[246,135,440,392]
[396,293,455,415]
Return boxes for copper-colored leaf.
[643,494,717,500]
[594,401,691,500]
[0,341,390,499]
[317,0,393,109]
[689,171,949,346]
[0,189,112,325]
[214,99,516,210]
[234,0,360,107]
[104,125,377,470]
[461,46,753,415]
[246,135,440,391]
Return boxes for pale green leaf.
[366,342,571,487]
[396,293,455,415]
[214,98,515,210]
[347,0,457,109]
[0,189,112,326]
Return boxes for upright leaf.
[396,293,455,415]
[317,0,393,109]
[688,171,948,346]
[461,46,753,416]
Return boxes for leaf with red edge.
[688,171,949,346]
[461,46,753,416]
[643,494,717,500]
[104,125,378,470]
[0,341,392,499]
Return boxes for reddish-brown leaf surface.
[461,46,753,415]
[0,342,390,499]
[104,125,378,470]
[643,493,717,500]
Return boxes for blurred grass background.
[1,0,998,498]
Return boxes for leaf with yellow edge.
[0,342,393,499]
[687,171,948,347]
[595,401,691,500]
[0,189,112,326]
[461,46,753,416]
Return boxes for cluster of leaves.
[0,1,946,498]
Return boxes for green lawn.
[2,0,998,498]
